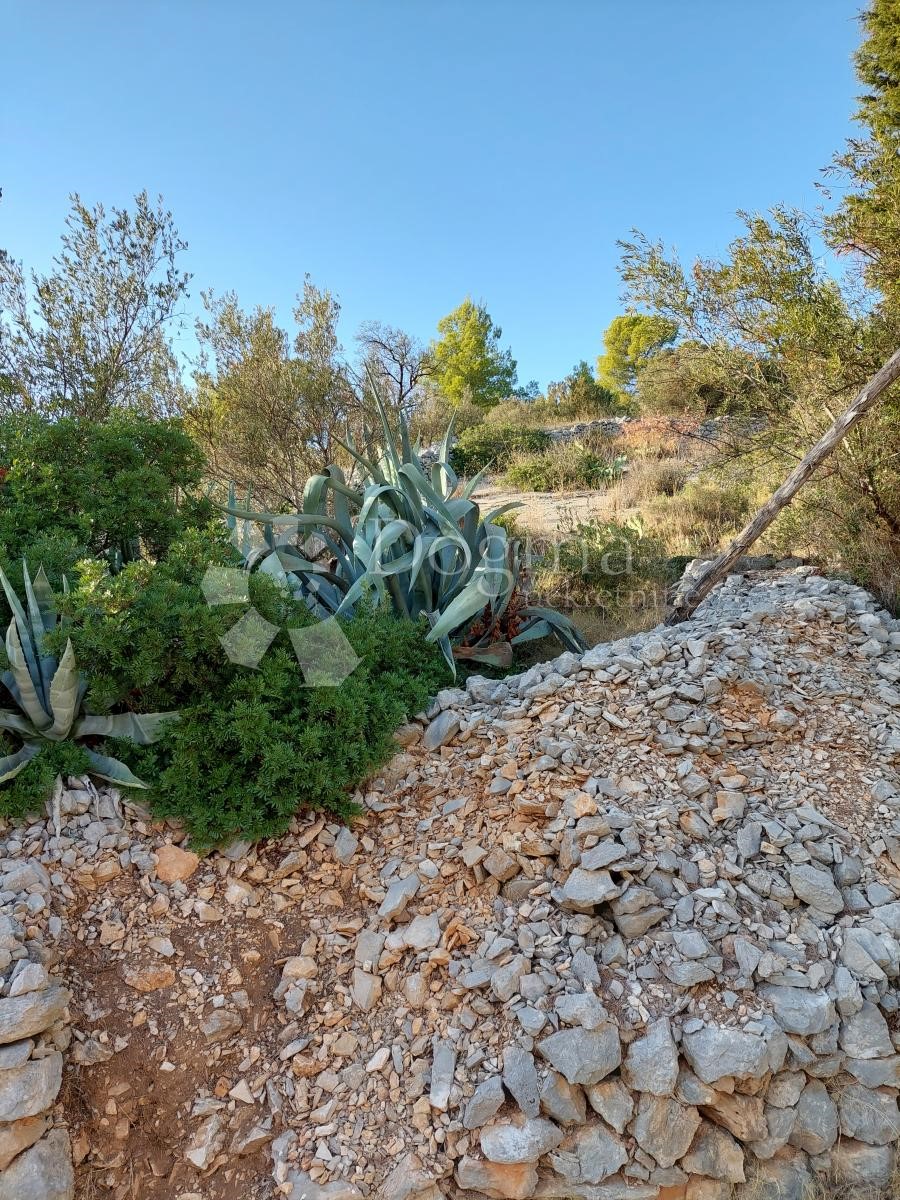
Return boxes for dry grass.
[606,456,692,508]
[735,1165,900,1200]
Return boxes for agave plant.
[0,562,178,788]
[224,392,587,671]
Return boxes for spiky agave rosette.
[0,561,178,788]
[223,386,588,673]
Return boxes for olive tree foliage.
[188,278,357,511]
[619,205,900,602]
[0,192,190,419]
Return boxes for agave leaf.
[0,564,45,706]
[74,711,179,745]
[438,412,456,468]
[398,463,461,531]
[482,501,524,525]
[221,502,354,547]
[371,384,403,481]
[334,435,387,486]
[83,748,150,789]
[45,641,82,740]
[520,606,589,652]
[0,741,40,784]
[0,710,37,737]
[425,611,456,677]
[510,618,553,644]
[29,563,58,635]
[460,464,491,499]
[4,619,51,731]
[431,458,458,500]
[425,576,498,643]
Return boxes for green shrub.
[0,413,213,568]
[52,529,452,846]
[0,529,88,600]
[53,525,241,713]
[450,425,550,476]
[504,444,627,492]
[127,610,449,847]
[0,742,92,819]
[555,516,668,595]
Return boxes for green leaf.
[520,606,589,652]
[0,710,37,737]
[510,618,552,644]
[4,619,51,731]
[45,641,82,740]
[0,742,40,784]
[83,749,150,789]
[0,565,45,707]
[74,711,179,745]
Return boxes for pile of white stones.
[352,567,900,1200]
[0,807,73,1200]
[0,565,899,1200]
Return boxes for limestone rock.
[831,1139,896,1190]
[788,1080,838,1155]
[537,1025,621,1086]
[560,1120,628,1183]
[0,1113,48,1171]
[381,1152,442,1200]
[200,1009,243,1044]
[681,1121,745,1184]
[760,985,835,1035]
[464,1076,505,1130]
[503,1046,541,1118]
[701,1092,767,1141]
[838,1083,900,1145]
[285,1171,363,1200]
[0,1053,62,1123]
[632,1094,702,1168]
[154,843,199,883]
[480,1117,563,1163]
[429,1038,457,1112]
[0,988,69,1045]
[681,1026,768,1084]
[623,1016,678,1096]
[585,1079,633,1133]
[540,1072,587,1125]
[455,1156,538,1200]
[839,1001,894,1058]
[788,864,842,913]
[0,1129,74,1200]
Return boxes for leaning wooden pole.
[666,346,900,625]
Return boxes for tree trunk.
[666,346,900,625]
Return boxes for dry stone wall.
[0,818,73,1199]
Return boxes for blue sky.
[4,1,861,389]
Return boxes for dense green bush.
[52,526,241,713]
[125,611,449,846]
[0,529,88,597]
[555,516,668,594]
[0,742,92,820]
[504,444,627,492]
[450,424,550,476]
[47,529,451,845]
[0,413,213,569]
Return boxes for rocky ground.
[0,566,898,1199]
